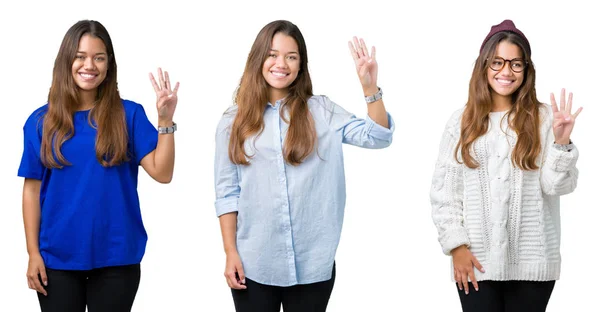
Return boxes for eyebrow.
[269,49,299,55]
[493,56,524,60]
[76,51,107,55]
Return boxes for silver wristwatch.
[158,122,177,134]
[365,87,383,104]
[553,140,573,152]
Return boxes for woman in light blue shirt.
[214,20,394,312]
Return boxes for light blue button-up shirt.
[214,95,394,286]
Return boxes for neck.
[491,93,512,112]
[268,88,288,106]
[78,89,97,111]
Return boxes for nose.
[83,57,95,70]
[275,55,288,68]
[499,61,513,75]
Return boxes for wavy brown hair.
[455,32,542,171]
[41,20,128,168]
[229,20,315,166]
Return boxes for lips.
[495,78,514,86]
[270,71,289,78]
[78,72,98,81]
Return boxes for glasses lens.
[511,60,525,73]
[490,58,505,71]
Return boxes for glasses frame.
[487,57,528,73]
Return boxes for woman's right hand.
[225,251,247,290]
[451,245,485,294]
[27,253,47,296]
[348,36,378,93]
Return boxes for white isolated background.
[0,0,598,311]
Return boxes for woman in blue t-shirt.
[214,20,394,311]
[18,20,179,312]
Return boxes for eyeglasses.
[487,57,528,73]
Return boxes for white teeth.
[496,79,513,85]
[80,73,96,79]
[271,71,287,77]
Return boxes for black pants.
[37,263,141,312]
[457,280,556,312]
[232,263,336,312]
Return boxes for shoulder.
[216,105,239,135]
[307,95,350,116]
[448,107,465,124]
[23,103,49,132]
[308,94,333,109]
[444,107,465,135]
[120,99,156,126]
[538,103,553,126]
[120,98,147,114]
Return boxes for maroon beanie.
[480,19,531,56]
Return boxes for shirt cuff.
[440,228,471,256]
[547,144,579,172]
[215,196,239,217]
[364,113,395,141]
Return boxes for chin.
[75,84,99,92]
[268,81,291,90]
[492,87,518,97]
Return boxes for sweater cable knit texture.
[431,104,579,282]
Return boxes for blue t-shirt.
[18,99,158,270]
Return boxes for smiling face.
[262,32,300,103]
[71,34,108,97]
[487,40,525,102]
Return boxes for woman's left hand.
[550,88,582,145]
[150,67,180,124]
[348,36,378,93]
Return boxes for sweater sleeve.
[540,105,579,196]
[430,111,470,255]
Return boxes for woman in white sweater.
[430,20,581,312]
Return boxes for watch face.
[159,124,176,134]
[365,89,382,103]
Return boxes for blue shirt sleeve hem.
[215,197,239,217]
[365,113,395,140]
[17,169,42,180]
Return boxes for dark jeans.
[457,280,556,312]
[37,263,141,312]
[232,263,336,312]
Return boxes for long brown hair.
[41,20,128,168]
[229,20,315,166]
[456,32,542,170]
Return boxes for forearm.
[22,179,41,256]
[153,119,175,181]
[219,212,238,255]
[363,86,389,128]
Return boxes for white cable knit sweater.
[430,104,579,282]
